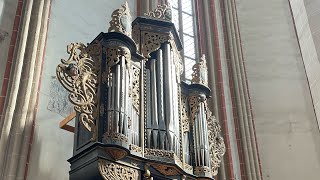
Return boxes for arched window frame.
[169,0,199,81]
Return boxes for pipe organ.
[56,3,225,180]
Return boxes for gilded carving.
[184,164,193,172]
[131,66,140,113]
[106,46,131,71]
[105,132,128,143]
[206,109,226,176]
[189,96,200,123]
[181,95,190,132]
[56,42,101,140]
[141,31,170,58]
[144,148,175,159]
[192,55,208,87]
[129,144,142,154]
[194,166,211,174]
[144,4,172,21]
[98,159,138,180]
[108,2,132,37]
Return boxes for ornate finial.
[108,2,132,37]
[144,4,172,21]
[191,54,208,86]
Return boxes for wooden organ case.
[56,3,225,180]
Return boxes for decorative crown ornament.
[144,4,172,21]
[192,54,208,87]
[108,2,132,37]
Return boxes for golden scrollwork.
[184,164,193,172]
[106,46,131,70]
[206,109,226,176]
[105,132,128,143]
[131,66,140,113]
[192,55,208,87]
[141,31,170,58]
[181,95,190,132]
[108,2,132,37]
[129,144,142,154]
[56,42,101,141]
[98,159,139,180]
[189,96,200,123]
[144,4,172,21]
[144,148,175,159]
[194,166,211,174]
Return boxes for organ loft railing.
[56,2,225,180]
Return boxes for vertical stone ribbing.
[221,0,263,179]
[195,0,244,179]
[18,0,51,179]
[0,0,34,177]
[0,0,51,179]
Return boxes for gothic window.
[170,0,198,81]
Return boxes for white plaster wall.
[298,0,320,130]
[236,0,320,179]
[27,1,136,180]
[0,0,18,92]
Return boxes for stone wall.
[236,0,320,179]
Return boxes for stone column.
[0,0,51,179]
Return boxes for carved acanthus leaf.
[131,66,140,113]
[98,159,139,180]
[141,31,170,58]
[189,96,200,123]
[106,46,131,71]
[181,95,190,132]
[144,4,172,21]
[56,42,101,140]
[108,2,132,37]
[192,54,208,87]
[206,109,226,176]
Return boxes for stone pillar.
[0,0,51,179]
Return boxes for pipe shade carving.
[56,42,101,140]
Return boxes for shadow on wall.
[27,129,57,180]
[27,122,72,180]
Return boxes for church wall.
[303,0,320,130]
[289,0,320,131]
[290,0,320,130]
[0,0,19,128]
[236,0,320,179]
[26,1,136,180]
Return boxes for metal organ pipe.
[163,43,174,151]
[150,58,159,149]
[156,49,166,150]
[192,95,211,168]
